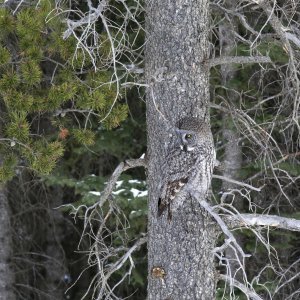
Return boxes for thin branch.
[54,109,101,117]
[97,158,147,208]
[253,0,300,126]
[209,55,271,68]
[224,213,300,232]
[60,157,147,244]
[107,236,147,275]
[212,174,262,192]
[196,198,250,259]
[0,138,32,151]
[219,274,264,300]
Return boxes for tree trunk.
[44,187,68,299]
[145,1,218,298]
[218,0,244,282]
[0,182,15,300]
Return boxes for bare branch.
[212,174,262,192]
[219,274,263,300]
[95,236,147,299]
[196,198,250,260]
[209,55,271,68]
[60,157,147,238]
[252,0,300,126]
[97,158,147,208]
[224,213,300,232]
[106,236,147,276]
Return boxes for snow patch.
[112,189,126,195]
[130,188,148,198]
[128,179,141,184]
[89,191,101,196]
[138,190,148,197]
[115,180,123,188]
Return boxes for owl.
[158,117,215,220]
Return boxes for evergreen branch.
[87,157,147,299]
[0,138,32,151]
[54,109,101,117]
[209,55,271,67]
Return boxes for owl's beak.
[175,129,189,151]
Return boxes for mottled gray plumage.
[158,117,215,220]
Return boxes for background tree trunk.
[44,186,68,299]
[145,0,218,298]
[218,0,244,282]
[0,182,15,300]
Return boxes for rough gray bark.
[145,0,218,298]
[0,182,15,300]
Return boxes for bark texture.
[0,183,15,300]
[145,1,218,298]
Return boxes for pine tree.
[0,0,129,181]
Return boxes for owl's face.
[176,129,198,152]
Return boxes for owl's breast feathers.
[157,177,188,220]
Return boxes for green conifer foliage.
[25,140,64,175]
[0,46,10,65]
[0,1,128,181]
[0,8,15,37]
[72,129,96,146]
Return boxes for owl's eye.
[185,133,192,139]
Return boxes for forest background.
[0,0,300,299]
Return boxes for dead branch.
[253,0,300,126]
[219,274,264,300]
[95,236,147,299]
[197,198,250,259]
[209,55,271,67]
[97,158,147,208]
[224,213,300,232]
[212,174,262,192]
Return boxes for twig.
[212,174,262,192]
[219,274,264,300]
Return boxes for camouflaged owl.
[158,117,215,220]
